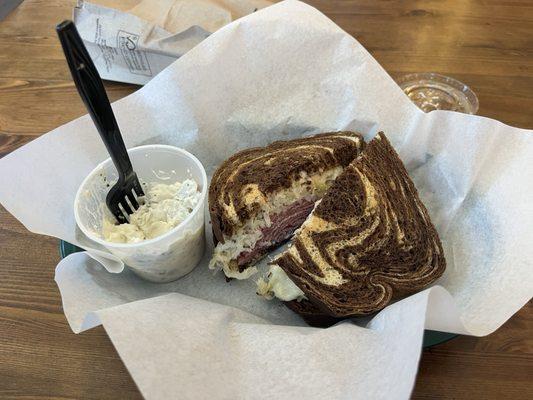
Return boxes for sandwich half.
[257,132,446,322]
[209,131,365,279]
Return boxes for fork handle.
[56,20,133,181]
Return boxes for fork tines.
[107,177,145,224]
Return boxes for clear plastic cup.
[74,145,207,283]
[397,73,479,114]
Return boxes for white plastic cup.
[74,145,207,283]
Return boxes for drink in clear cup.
[397,73,479,114]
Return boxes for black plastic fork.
[56,20,144,224]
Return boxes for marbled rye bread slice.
[276,132,446,318]
[285,299,342,327]
[209,131,365,242]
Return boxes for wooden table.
[0,0,531,398]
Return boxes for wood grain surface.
[0,0,532,399]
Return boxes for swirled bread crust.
[209,132,365,242]
[285,299,342,327]
[276,132,446,318]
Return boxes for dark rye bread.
[285,299,342,327]
[275,132,446,319]
[209,132,365,243]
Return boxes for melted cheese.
[257,265,305,301]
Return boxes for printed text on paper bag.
[117,30,152,77]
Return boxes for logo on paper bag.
[117,30,152,77]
